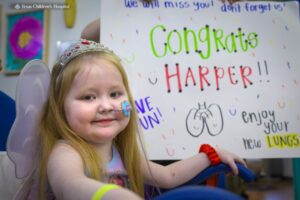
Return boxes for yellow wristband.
[91,184,120,200]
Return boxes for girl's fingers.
[241,158,247,167]
[235,157,247,167]
[228,160,239,175]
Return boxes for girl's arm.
[141,146,246,189]
[47,143,142,200]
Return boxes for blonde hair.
[37,51,144,199]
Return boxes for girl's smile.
[92,118,116,126]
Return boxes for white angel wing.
[7,59,50,179]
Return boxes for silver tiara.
[57,39,115,67]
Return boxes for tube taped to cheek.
[121,100,132,117]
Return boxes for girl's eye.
[81,95,96,101]
[110,91,122,98]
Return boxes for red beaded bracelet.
[199,144,221,166]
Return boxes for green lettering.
[237,27,248,52]
[248,32,259,48]
[150,25,167,58]
[167,29,182,55]
[225,33,237,53]
[197,25,211,59]
[213,28,225,53]
[183,27,198,54]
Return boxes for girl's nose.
[97,97,113,113]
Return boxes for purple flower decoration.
[9,17,43,59]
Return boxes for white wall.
[0,0,101,98]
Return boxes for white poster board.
[101,0,300,159]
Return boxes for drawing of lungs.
[205,104,223,136]
[186,106,205,137]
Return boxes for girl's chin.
[93,130,119,140]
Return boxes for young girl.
[27,39,245,200]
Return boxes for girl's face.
[64,58,130,145]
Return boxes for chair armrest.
[182,162,256,186]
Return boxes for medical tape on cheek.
[113,100,132,117]
[121,100,132,117]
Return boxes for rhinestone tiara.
[57,39,115,67]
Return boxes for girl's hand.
[215,147,247,175]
